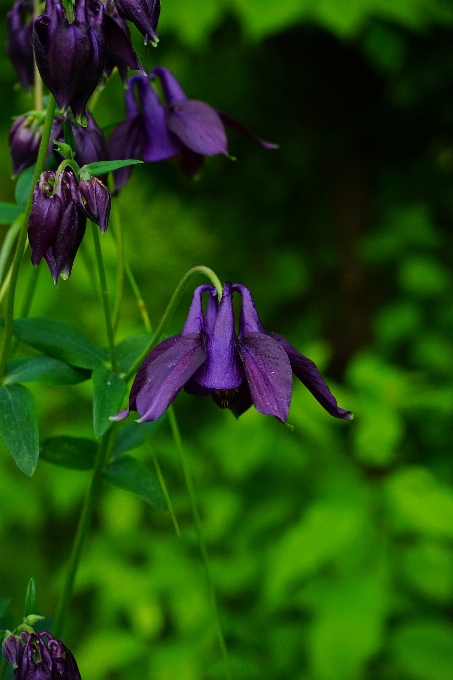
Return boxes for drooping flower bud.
[102,2,143,84]
[6,0,34,90]
[79,176,111,232]
[28,171,63,267]
[9,115,43,176]
[2,634,24,668]
[114,0,160,45]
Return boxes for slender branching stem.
[91,222,119,374]
[0,96,56,381]
[33,0,43,112]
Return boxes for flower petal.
[152,66,187,105]
[182,284,216,335]
[232,283,265,335]
[166,100,228,156]
[268,333,353,420]
[135,334,206,422]
[217,111,278,149]
[237,332,292,422]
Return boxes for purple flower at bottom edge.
[2,632,82,680]
[112,282,353,424]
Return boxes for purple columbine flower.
[114,0,160,45]
[50,112,109,167]
[102,0,143,84]
[79,176,111,232]
[2,632,82,680]
[108,69,277,191]
[6,0,34,91]
[9,115,43,176]
[112,282,352,424]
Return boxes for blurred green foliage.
[1,0,453,678]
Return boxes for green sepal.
[103,455,167,510]
[92,365,127,438]
[0,203,23,225]
[0,317,104,369]
[4,357,90,385]
[79,159,143,180]
[15,165,36,206]
[40,436,97,470]
[0,385,39,476]
[24,578,36,618]
[53,141,74,160]
[63,118,76,155]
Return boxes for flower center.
[214,388,239,408]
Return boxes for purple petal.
[108,115,145,192]
[204,290,218,335]
[182,284,216,335]
[135,334,206,422]
[128,335,181,411]
[211,379,253,418]
[166,100,228,156]
[192,281,243,390]
[232,283,265,335]
[103,13,143,73]
[151,66,187,105]
[268,333,353,420]
[237,333,292,422]
[52,201,86,280]
[217,111,278,149]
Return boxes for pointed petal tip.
[343,411,354,421]
[110,409,130,421]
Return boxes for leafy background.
[1,0,453,678]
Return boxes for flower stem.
[168,406,233,680]
[53,431,114,638]
[33,0,43,112]
[109,182,125,334]
[0,95,56,381]
[126,265,223,381]
[91,222,119,374]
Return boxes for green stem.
[126,266,223,381]
[109,184,125,334]
[168,406,232,680]
[53,431,114,638]
[91,222,119,374]
[0,96,56,381]
[124,259,151,333]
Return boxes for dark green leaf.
[2,317,103,369]
[113,418,164,459]
[0,202,23,225]
[116,332,153,373]
[0,598,11,617]
[40,436,97,470]
[4,356,90,385]
[0,385,39,476]
[53,141,74,160]
[80,159,143,178]
[103,455,167,510]
[63,118,76,154]
[24,578,36,617]
[92,365,127,438]
[15,165,36,206]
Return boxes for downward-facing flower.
[114,0,160,45]
[9,114,43,176]
[2,631,82,680]
[112,282,352,424]
[108,69,277,191]
[6,0,34,91]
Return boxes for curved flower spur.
[112,282,353,424]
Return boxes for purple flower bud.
[28,171,63,266]
[3,633,82,680]
[9,115,42,176]
[114,0,160,45]
[6,0,34,90]
[2,634,24,668]
[102,2,143,84]
[79,176,111,232]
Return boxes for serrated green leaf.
[15,165,36,206]
[24,578,36,618]
[113,418,164,459]
[40,436,97,470]
[0,317,103,369]
[0,202,23,225]
[4,356,90,385]
[115,332,153,373]
[0,385,39,476]
[0,598,11,617]
[93,365,127,438]
[103,455,167,510]
[80,159,143,177]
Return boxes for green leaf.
[0,598,11,617]
[15,165,36,206]
[92,365,127,438]
[115,332,153,373]
[53,141,74,160]
[0,219,22,285]
[40,436,97,470]
[4,356,90,385]
[391,620,453,680]
[63,118,76,154]
[103,455,167,510]
[0,385,39,476]
[24,578,36,618]
[80,159,143,178]
[0,202,23,225]
[2,317,103,369]
[113,418,164,459]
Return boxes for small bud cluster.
[2,632,82,680]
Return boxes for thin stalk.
[168,406,232,680]
[126,265,223,381]
[91,222,119,374]
[53,431,114,638]
[109,182,125,334]
[0,96,56,381]
[33,0,43,112]
[124,259,152,332]
[10,265,40,357]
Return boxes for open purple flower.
[108,69,277,191]
[2,631,82,680]
[6,0,34,91]
[112,282,352,424]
